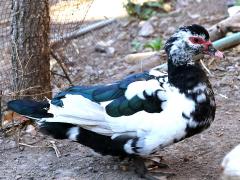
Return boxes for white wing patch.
[145,79,164,96]
[125,78,167,100]
[125,81,147,100]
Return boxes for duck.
[8,24,224,179]
[221,144,240,180]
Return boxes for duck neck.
[167,58,208,93]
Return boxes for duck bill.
[205,45,225,59]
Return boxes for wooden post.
[11,0,51,99]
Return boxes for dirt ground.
[1,0,240,180]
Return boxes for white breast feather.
[107,86,195,155]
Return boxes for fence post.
[11,0,51,99]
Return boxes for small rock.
[95,41,115,56]
[120,19,131,27]
[163,3,172,12]
[106,47,115,55]
[187,12,200,19]
[40,164,50,171]
[120,165,128,171]
[149,16,158,22]
[54,169,76,178]
[138,21,154,37]
[176,0,189,7]
[6,140,17,149]
[40,174,46,177]
[167,26,176,35]
[25,124,37,136]
[88,167,93,171]
[95,41,108,53]
[117,32,128,40]
[85,65,94,75]
[19,146,25,151]
[149,16,159,26]
[93,169,98,173]
[98,70,104,75]
[15,175,22,180]
[226,66,237,72]
[113,165,118,170]
[64,153,70,157]
[85,154,93,157]
[74,167,82,172]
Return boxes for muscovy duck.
[221,144,240,179]
[8,24,224,179]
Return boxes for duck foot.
[133,156,175,180]
[146,159,169,169]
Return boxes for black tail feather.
[8,99,131,157]
[39,122,75,139]
[7,99,53,118]
[40,122,130,157]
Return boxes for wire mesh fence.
[0,0,13,112]
[0,0,129,116]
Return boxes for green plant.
[131,40,142,51]
[144,37,163,51]
[124,0,167,20]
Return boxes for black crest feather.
[180,24,209,40]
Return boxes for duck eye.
[193,38,199,43]
[189,37,204,44]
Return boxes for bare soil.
[1,0,240,180]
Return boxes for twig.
[51,71,68,79]
[50,50,73,86]
[19,142,42,148]
[49,141,61,158]
[200,60,213,76]
[218,93,229,99]
[19,140,61,158]
[208,58,215,66]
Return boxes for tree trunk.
[11,0,51,99]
